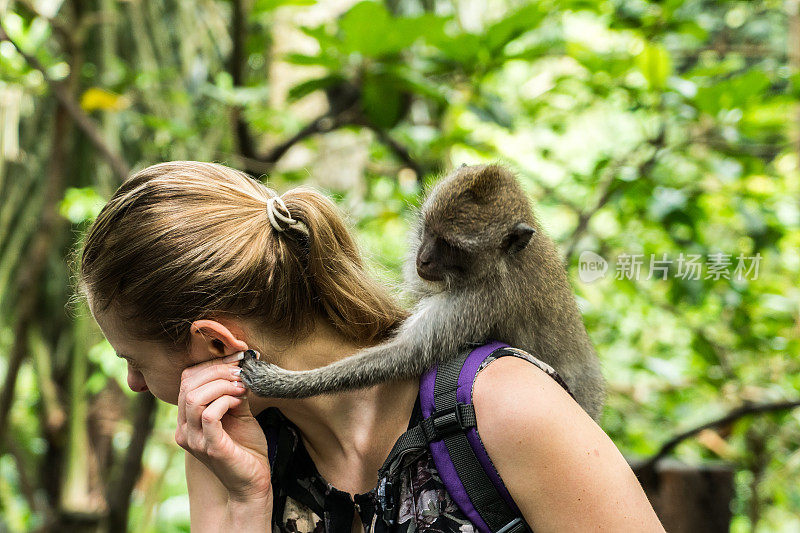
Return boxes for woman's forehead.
[90,301,156,355]
[91,305,132,354]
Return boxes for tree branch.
[0,24,130,181]
[363,122,425,178]
[5,437,42,518]
[230,76,427,178]
[639,400,800,472]
[564,126,667,262]
[229,0,257,159]
[0,100,71,448]
[105,392,157,532]
[236,107,359,175]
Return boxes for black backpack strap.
[377,342,536,533]
[431,349,529,533]
[378,402,477,476]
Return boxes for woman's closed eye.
[118,353,140,369]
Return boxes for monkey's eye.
[436,238,471,273]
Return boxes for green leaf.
[503,42,562,62]
[361,72,405,128]
[485,3,546,53]
[384,64,447,104]
[692,334,721,366]
[284,53,340,70]
[468,93,513,129]
[59,187,106,224]
[339,2,401,56]
[287,75,345,102]
[693,70,771,116]
[338,1,447,58]
[434,33,482,67]
[252,0,315,15]
[636,43,672,90]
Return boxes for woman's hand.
[175,353,272,503]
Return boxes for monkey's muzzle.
[416,262,443,282]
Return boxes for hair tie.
[266,195,299,232]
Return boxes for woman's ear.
[188,319,249,363]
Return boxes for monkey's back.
[486,226,605,420]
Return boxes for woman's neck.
[247,320,421,495]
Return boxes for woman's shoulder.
[472,352,587,450]
[471,352,664,531]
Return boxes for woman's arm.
[472,356,665,532]
[186,451,228,529]
[176,356,273,532]
[186,452,272,532]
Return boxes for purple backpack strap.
[420,341,530,533]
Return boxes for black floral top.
[255,396,477,533]
[255,350,567,532]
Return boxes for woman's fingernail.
[223,351,244,364]
[231,367,242,377]
[233,380,245,388]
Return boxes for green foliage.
[59,187,107,224]
[1,0,799,531]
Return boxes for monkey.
[240,163,606,420]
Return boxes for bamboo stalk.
[59,308,101,515]
[28,325,67,438]
[0,99,71,451]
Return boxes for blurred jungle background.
[1,0,799,531]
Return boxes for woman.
[77,161,664,532]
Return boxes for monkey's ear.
[503,222,536,254]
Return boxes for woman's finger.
[180,362,242,401]
[225,392,254,418]
[184,379,247,431]
[177,363,242,426]
[200,395,244,457]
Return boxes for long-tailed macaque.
[241,164,605,420]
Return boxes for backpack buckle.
[378,477,395,526]
[496,517,526,533]
[423,403,474,442]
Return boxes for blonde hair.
[73,161,408,350]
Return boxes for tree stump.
[630,459,734,533]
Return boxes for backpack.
[264,340,574,533]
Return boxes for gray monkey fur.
[240,163,606,421]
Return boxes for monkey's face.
[415,230,473,282]
[414,222,535,286]
[415,164,537,286]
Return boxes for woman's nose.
[127,369,149,393]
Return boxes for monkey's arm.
[240,293,492,398]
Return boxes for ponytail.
[75,161,407,350]
[281,188,408,343]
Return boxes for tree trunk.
[632,459,734,533]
